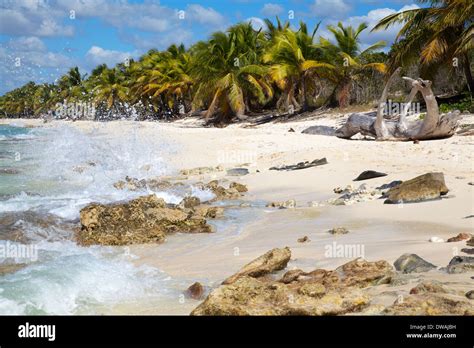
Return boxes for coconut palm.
[264,22,334,111]
[373,0,473,93]
[318,22,386,107]
[57,67,87,102]
[191,22,272,123]
[92,67,130,112]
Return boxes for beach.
[0,115,473,314]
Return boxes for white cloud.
[318,4,420,50]
[85,46,135,68]
[311,0,351,18]
[186,5,225,27]
[246,17,267,31]
[261,3,284,17]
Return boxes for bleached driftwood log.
[336,68,462,141]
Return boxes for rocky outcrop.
[394,254,437,273]
[222,247,291,285]
[269,158,327,171]
[202,180,247,201]
[353,170,387,181]
[191,257,394,316]
[383,293,474,315]
[77,194,214,246]
[113,176,184,191]
[446,256,474,274]
[384,172,449,204]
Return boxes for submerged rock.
[77,194,213,246]
[384,172,449,204]
[446,256,474,274]
[353,170,387,181]
[223,247,291,285]
[394,254,437,273]
[266,199,296,209]
[269,158,328,171]
[0,263,27,276]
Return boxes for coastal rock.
[269,158,327,171]
[301,125,336,136]
[353,170,387,181]
[266,199,296,209]
[193,205,224,219]
[229,182,248,193]
[0,263,27,276]
[328,184,379,206]
[191,255,394,316]
[179,196,201,209]
[394,254,436,273]
[465,290,474,299]
[222,247,291,285]
[113,176,184,192]
[180,165,224,176]
[77,194,213,246]
[383,293,474,315]
[446,256,474,274]
[409,281,449,295]
[384,172,449,204]
[447,232,472,243]
[328,227,349,235]
[202,181,244,200]
[461,248,474,255]
[226,168,249,176]
[185,282,205,300]
[297,236,310,243]
[466,237,474,246]
[376,180,402,191]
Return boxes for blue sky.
[0,0,420,94]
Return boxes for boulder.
[179,196,201,209]
[222,247,291,285]
[77,194,213,246]
[394,254,436,273]
[465,290,474,300]
[409,281,449,295]
[185,282,205,300]
[301,125,336,136]
[229,182,248,193]
[446,256,474,274]
[226,168,249,176]
[384,172,449,204]
[202,181,244,201]
[353,170,387,181]
[461,248,474,255]
[447,232,472,243]
[383,293,474,315]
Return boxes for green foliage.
[439,96,474,113]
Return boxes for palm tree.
[264,22,334,111]
[57,67,87,102]
[92,67,130,114]
[191,22,272,123]
[373,0,473,94]
[318,22,386,107]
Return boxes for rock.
[202,181,244,200]
[468,182,474,186]
[269,158,328,171]
[0,168,21,175]
[376,180,402,191]
[77,194,213,246]
[222,247,291,285]
[288,128,295,132]
[229,182,248,192]
[185,282,205,300]
[180,165,224,176]
[191,257,393,316]
[0,263,27,276]
[409,281,449,295]
[384,172,449,204]
[467,237,474,246]
[429,236,444,243]
[413,139,420,144]
[192,205,224,219]
[461,248,474,255]
[393,253,436,273]
[266,199,296,209]
[297,236,310,243]
[301,125,336,136]
[446,256,474,274]
[226,168,249,176]
[327,184,379,206]
[465,290,474,299]
[447,232,472,243]
[353,170,387,181]
[383,293,474,315]
[328,227,349,235]
[179,196,201,209]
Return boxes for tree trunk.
[463,53,474,95]
[336,68,462,141]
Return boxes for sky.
[0,0,421,95]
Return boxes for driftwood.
[336,68,462,141]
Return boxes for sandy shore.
[2,115,473,314]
